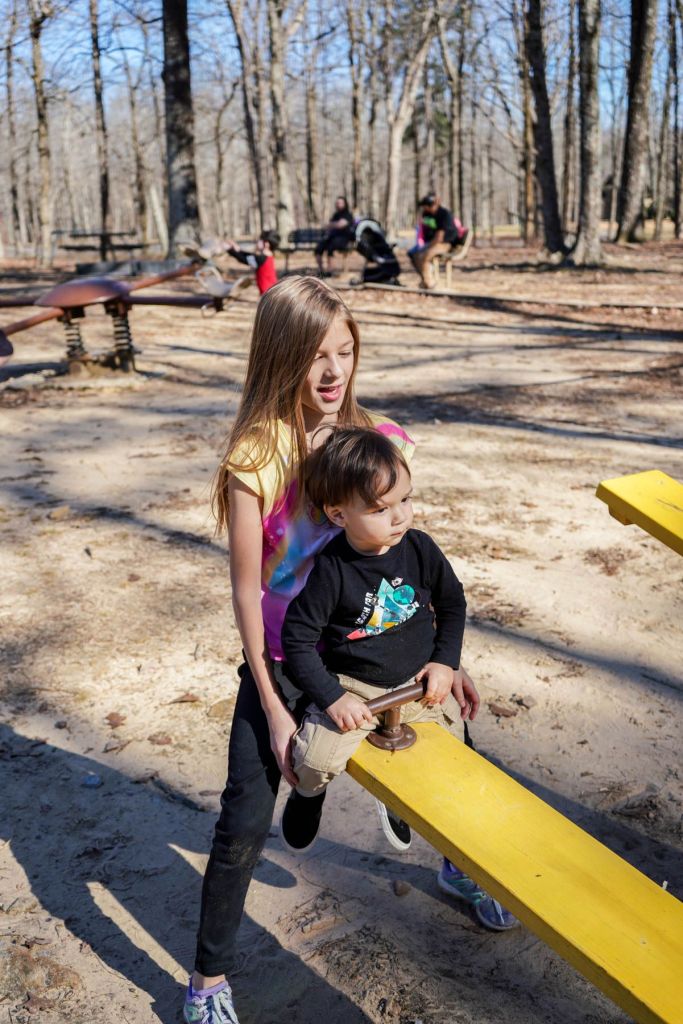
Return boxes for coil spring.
[63,319,86,358]
[112,312,133,353]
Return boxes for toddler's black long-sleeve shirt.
[282,529,466,710]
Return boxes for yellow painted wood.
[596,470,683,557]
[348,723,683,1024]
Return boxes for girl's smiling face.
[301,317,356,431]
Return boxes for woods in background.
[0,0,681,267]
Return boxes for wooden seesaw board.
[596,470,683,557]
[348,723,683,1024]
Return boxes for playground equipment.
[596,470,683,557]
[0,254,250,373]
[348,682,683,1024]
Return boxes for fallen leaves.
[487,701,518,718]
[147,731,173,746]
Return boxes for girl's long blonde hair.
[212,276,371,530]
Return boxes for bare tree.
[436,0,473,221]
[3,0,22,249]
[346,0,364,211]
[379,1,436,237]
[89,0,110,259]
[524,0,564,253]
[26,0,53,265]
[672,0,682,236]
[616,0,659,241]
[225,0,269,229]
[117,34,148,243]
[162,0,200,251]
[570,0,602,264]
[654,33,673,241]
[561,0,578,234]
[266,0,303,242]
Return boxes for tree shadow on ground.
[362,373,683,450]
[0,723,372,1024]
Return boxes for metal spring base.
[111,311,135,371]
[63,318,87,359]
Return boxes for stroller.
[353,219,401,285]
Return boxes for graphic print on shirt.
[347,576,420,639]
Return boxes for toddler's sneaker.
[280,789,326,853]
[183,978,240,1023]
[437,859,519,931]
[375,799,412,851]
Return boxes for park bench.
[52,230,157,256]
[432,231,473,290]
[347,683,683,1024]
[596,470,683,557]
[281,227,351,272]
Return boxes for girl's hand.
[416,662,453,705]
[452,666,480,721]
[266,703,299,787]
[326,692,374,732]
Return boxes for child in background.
[281,427,519,932]
[224,229,280,294]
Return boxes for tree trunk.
[89,0,110,260]
[424,68,435,189]
[436,1,465,217]
[304,18,320,224]
[121,48,147,243]
[27,0,52,266]
[470,87,478,238]
[413,111,421,210]
[561,0,578,234]
[266,0,295,242]
[162,0,200,252]
[570,0,602,265]
[225,1,267,230]
[616,0,658,241]
[672,0,682,237]
[524,0,565,252]
[448,86,460,216]
[522,66,535,243]
[4,1,20,249]
[654,57,672,240]
[347,1,363,211]
[383,8,435,238]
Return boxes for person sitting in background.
[224,230,280,294]
[408,194,470,289]
[316,197,355,276]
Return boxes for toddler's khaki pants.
[292,674,462,796]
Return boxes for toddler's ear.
[325,504,345,528]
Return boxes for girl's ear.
[325,504,345,527]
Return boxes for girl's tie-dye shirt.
[231,415,414,661]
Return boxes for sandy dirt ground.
[1,242,682,1024]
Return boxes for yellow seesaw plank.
[348,723,683,1024]
[596,470,683,557]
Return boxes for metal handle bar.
[364,680,426,716]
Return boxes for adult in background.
[408,194,468,290]
[316,196,355,276]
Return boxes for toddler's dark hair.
[260,229,280,251]
[307,427,410,510]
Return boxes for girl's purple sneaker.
[437,859,519,931]
[183,978,240,1024]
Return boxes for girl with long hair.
[183,276,414,1023]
